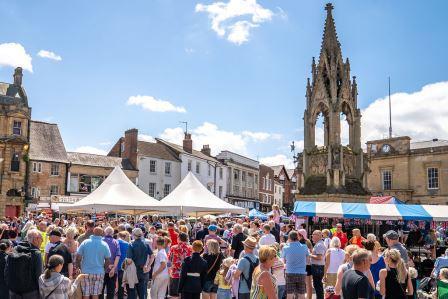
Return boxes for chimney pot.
[13,67,23,86]
[123,128,138,169]
[201,144,211,156]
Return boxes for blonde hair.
[258,245,277,263]
[330,236,341,248]
[367,233,376,242]
[179,225,189,234]
[322,229,330,237]
[384,249,407,284]
[272,204,279,211]
[65,227,78,239]
[206,239,220,255]
[352,228,361,236]
[344,244,359,262]
[440,268,448,280]
[192,240,203,252]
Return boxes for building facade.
[367,137,448,204]
[217,150,259,210]
[271,165,294,211]
[0,68,31,217]
[259,165,274,212]
[274,181,284,208]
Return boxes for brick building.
[271,165,294,211]
[258,164,274,212]
[0,68,31,217]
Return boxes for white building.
[274,181,284,208]
[156,133,228,199]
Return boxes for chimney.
[201,144,211,156]
[183,133,193,153]
[13,67,23,86]
[123,128,138,169]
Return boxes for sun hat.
[298,228,308,239]
[242,236,257,249]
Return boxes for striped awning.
[293,201,448,221]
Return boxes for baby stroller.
[417,277,436,299]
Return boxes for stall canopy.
[293,200,448,221]
[59,167,166,215]
[249,209,268,220]
[370,196,404,204]
[158,172,245,216]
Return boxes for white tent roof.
[59,167,166,215]
[158,172,245,216]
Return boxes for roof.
[156,138,219,163]
[67,152,135,170]
[29,121,69,163]
[410,139,448,150]
[137,141,180,162]
[270,165,284,176]
[286,169,296,179]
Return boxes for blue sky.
[0,0,447,167]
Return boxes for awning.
[293,201,447,221]
[370,196,404,204]
[249,209,268,220]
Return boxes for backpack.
[5,246,38,294]
[240,255,259,293]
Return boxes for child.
[271,243,286,299]
[38,254,85,299]
[215,257,233,299]
[226,259,239,299]
[151,237,169,299]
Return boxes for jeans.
[117,270,125,299]
[127,276,149,299]
[277,285,286,299]
[311,264,324,299]
[217,288,232,299]
[102,273,117,299]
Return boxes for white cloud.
[361,81,448,143]
[99,141,112,146]
[138,134,156,142]
[37,50,62,61]
[195,0,273,45]
[260,154,294,169]
[185,47,195,54]
[242,130,270,141]
[0,43,33,72]
[127,95,186,113]
[73,146,107,155]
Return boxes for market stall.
[249,209,268,221]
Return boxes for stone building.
[271,165,294,211]
[28,121,69,200]
[258,165,274,212]
[108,129,182,200]
[367,137,448,204]
[216,150,259,209]
[298,3,369,200]
[0,68,31,217]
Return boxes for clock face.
[382,144,391,153]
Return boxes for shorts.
[80,274,104,296]
[286,273,307,294]
[203,280,218,293]
[169,277,180,296]
[306,265,312,276]
[326,273,337,287]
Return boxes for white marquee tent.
[158,172,245,216]
[59,167,167,215]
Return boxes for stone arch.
[340,101,355,147]
[311,101,330,146]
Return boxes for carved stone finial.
[325,3,334,13]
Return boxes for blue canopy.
[293,201,448,221]
[249,209,268,220]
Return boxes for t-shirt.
[154,249,169,278]
[48,241,73,277]
[77,235,111,275]
[231,233,245,259]
[311,240,326,266]
[281,241,309,274]
[44,242,56,254]
[391,243,408,264]
[259,234,276,246]
[342,269,374,299]
[237,253,258,294]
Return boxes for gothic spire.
[319,3,342,65]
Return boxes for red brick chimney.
[183,133,193,153]
[201,144,211,156]
[123,128,138,169]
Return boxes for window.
[207,185,211,191]
[32,162,42,173]
[208,164,211,177]
[219,186,223,198]
[13,120,22,135]
[382,170,392,190]
[242,171,246,182]
[165,162,171,176]
[234,169,239,181]
[187,160,192,171]
[120,142,125,154]
[149,160,156,173]
[31,187,40,198]
[10,153,20,172]
[50,185,59,195]
[196,162,200,174]
[149,183,156,197]
[427,167,439,189]
[51,164,59,176]
[164,184,171,197]
[219,167,223,179]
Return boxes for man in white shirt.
[259,224,276,246]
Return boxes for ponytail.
[44,268,52,280]
[396,257,407,284]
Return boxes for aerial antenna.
[180,121,188,134]
[388,77,392,139]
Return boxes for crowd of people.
[0,208,447,299]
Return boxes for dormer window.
[13,121,22,136]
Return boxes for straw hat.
[242,236,257,249]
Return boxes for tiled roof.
[270,165,285,176]
[156,138,219,163]
[29,121,69,163]
[67,152,135,170]
[410,139,448,150]
[286,169,296,179]
[137,141,181,162]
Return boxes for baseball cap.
[383,230,399,240]
[49,229,62,237]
